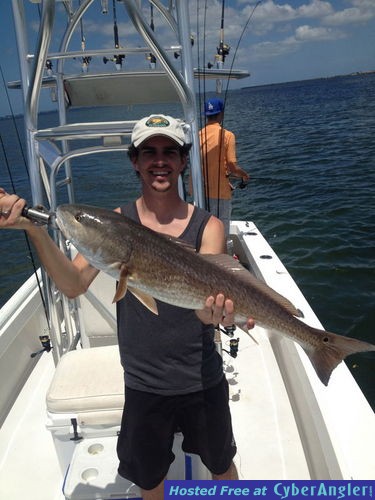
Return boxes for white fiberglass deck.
[1,221,374,500]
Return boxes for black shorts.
[117,376,236,490]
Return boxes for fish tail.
[303,329,375,386]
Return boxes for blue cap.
[204,98,224,116]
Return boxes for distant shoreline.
[241,70,375,91]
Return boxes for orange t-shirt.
[199,122,237,200]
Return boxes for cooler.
[46,345,125,474]
[63,433,210,500]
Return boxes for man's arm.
[226,132,249,182]
[199,214,226,254]
[0,190,99,298]
[227,161,249,181]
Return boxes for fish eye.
[75,212,84,222]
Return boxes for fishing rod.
[146,4,157,69]
[22,205,55,226]
[219,0,226,62]
[206,1,261,208]
[222,1,261,103]
[112,0,125,69]
[78,0,91,72]
[0,63,53,348]
[196,0,211,212]
[0,66,29,179]
[215,0,230,93]
[199,0,241,214]
[0,135,52,339]
[113,0,120,49]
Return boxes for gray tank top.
[116,202,223,395]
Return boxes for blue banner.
[164,480,374,499]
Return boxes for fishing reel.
[220,324,236,338]
[223,338,240,359]
[103,54,125,70]
[218,325,240,358]
[30,335,52,358]
[217,43,230,60]
[22,205,55,226]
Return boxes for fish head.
[56,204,107,243]
[56,204,133,274]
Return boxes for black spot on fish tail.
[303,328,375,386]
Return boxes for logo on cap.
[145,116,170,128]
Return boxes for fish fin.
[128,286,159,315]
[112,264,129,302]
[303,327,375,386]
[243,328,259,345]
[202,254,303,318]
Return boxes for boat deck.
[0,327,309,500]
[228,325,310,479]
[0,353,64,500]
[1,220,374,500]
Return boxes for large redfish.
[56,204,375,386]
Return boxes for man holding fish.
[0,114,255,499]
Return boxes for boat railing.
[10,0,206,361]
[9,1,244,364]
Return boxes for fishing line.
[0,65,50,328]
[197,0,224,214]
[112,0,120,48]
[0,64,29,179]
[196,0,211,211]
[212,0,226,216]
[195,0,203,122]
[209,1,261,214]
[0,133,49,328]
[197,0,229,217]
[222,1,261,108]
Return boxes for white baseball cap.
[131,114,187,147]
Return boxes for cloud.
[230,0,373,65]
[350,0,375,9]
[246,23,345,63]
[238,0,375,33]
[294,24,344,41]
[323,6,375,26]
[297,0,334,19]
[239,0,334,35]
[249,39,298,61]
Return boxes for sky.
[0,0,374,116]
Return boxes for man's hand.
[196,293,255,330]
[0,188,30,230]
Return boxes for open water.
[0,73,374,409]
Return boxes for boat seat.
[46,345,124,421]
[46,345,124,474]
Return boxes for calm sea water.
[0,74,374,409]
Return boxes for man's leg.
[140,461,238,500]
[141,479,165,500]
[212,461,238,480]
[117,388,175,495]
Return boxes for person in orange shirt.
[200,98,249,236]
